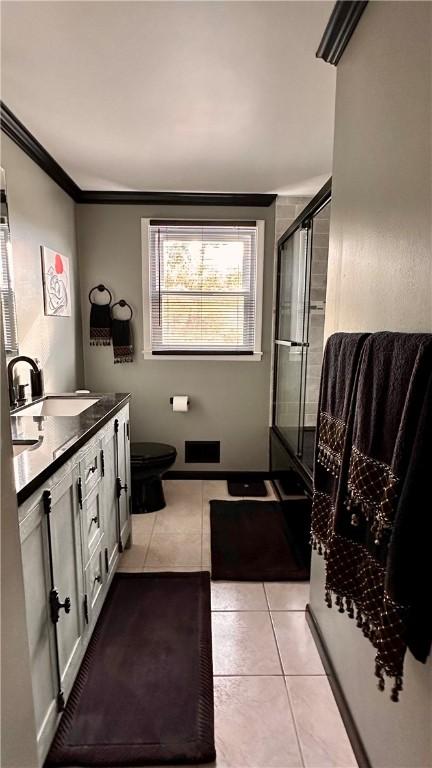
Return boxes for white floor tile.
[152,505,202,534]
[117,543,148,571]
[131,512,156,545]
[265,582,310,611]
[202,506,211,534]
[214,676,302,767]
[272,612,325,675]
[145,532,202,567]
[211,582,267,611]
[202,532,211,569]
[163,479,203,502]
[212,611,281,675]
[286,676,358,768]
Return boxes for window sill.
[142,351,263,362]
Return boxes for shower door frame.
[271,179,332,479]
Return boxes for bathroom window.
[142,219,264,360]
[0,187,18,356]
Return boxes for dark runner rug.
[227,479,268,497]
[210,500,310,581]
[46,572,215,767]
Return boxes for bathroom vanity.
[13,394,131,764]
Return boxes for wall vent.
[185,441,220,464]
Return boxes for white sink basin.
[13,439,39,456]
[19,397,99,417]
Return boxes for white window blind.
[147,221,260,355]
[0,210,18,356]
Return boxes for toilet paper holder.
[169,397,190,406]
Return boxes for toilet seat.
[131,442,177,464]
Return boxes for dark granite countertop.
[12,393,131,506]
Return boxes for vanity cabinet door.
[116,409,131,550]
[102,428,120,577]
[49,466,85,703]
[20,501,58,763]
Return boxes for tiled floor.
[118,480,358,768]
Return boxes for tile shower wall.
[275,196,311,243]
[304,202,330,427]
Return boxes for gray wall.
[311,3,432,767]
[1,135,83,391]
[77,203,275,471]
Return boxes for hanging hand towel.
[323,332,432,701]
[112,318,134,363]
[90,302,112,346]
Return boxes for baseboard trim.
[305,605,371,768]
[164,470,273,480]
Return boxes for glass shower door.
[273,226,311,458]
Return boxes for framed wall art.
[41,246,71,317]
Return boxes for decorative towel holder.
[88,284,112,304]
[112,299,133,319]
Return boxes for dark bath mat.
[46,572,215,767]
[210,500,310,581]
[227,479,268,497]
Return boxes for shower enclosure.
[272,181,331,486]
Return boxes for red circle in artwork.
[55,253,64,274]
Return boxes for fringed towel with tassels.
[311,333,369,555]
[112,318,134,363]
[311,332,432,702]
[90,302,112,346]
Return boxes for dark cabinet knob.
[49,589,72,623]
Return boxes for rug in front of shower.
[210,499,311,581]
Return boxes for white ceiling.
[1,1,336,195]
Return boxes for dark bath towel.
[386,370,432,664]
[112,318,134,363]
[323,332,432,701]
[90,302,111,346]
[311,332,369,553]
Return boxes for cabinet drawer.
[85,538,105,624]
[81,444,103,499]
[82,484,103,564]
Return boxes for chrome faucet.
[7,356,44,409]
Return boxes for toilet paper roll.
[172,395,189,412]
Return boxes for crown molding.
[1,102,276,207]
[316,1,368,65]
[0,101,81,200]
[78,190,276,206]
